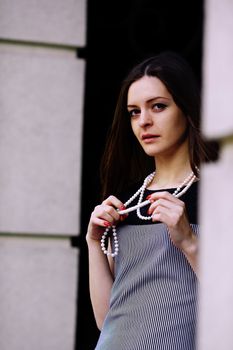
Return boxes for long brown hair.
[100,51,211,199]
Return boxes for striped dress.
[95,182,199,350]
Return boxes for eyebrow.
[127,96,171,108]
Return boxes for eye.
[128,108,141,118]
[152,103,167,111]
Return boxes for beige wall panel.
[0,0,86,46]
[0,236,78,350]
[202,0,233,138]
[198,142,233,349]
[0,44,84,235]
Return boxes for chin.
[141,145,160,156]
[143,149,159,157]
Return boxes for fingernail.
[146,195,152,200]
[104,221,111,227]
[119,205,126,210]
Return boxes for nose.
[138,109,153,127]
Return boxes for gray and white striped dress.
[95,182,199,350]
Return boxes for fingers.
[90,215,111,228]
[102,195,124,208]
[92,195,125,228]
[147,198,174,215]
[147,191,185,224]
[147,192,180,213]
[147,191,183,204]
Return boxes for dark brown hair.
[100,51,210,199]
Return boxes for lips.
[141,133,160,141]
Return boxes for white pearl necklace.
[101,170,198,257]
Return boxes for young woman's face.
[127,75,188,158]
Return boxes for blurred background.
[0,0,233,349]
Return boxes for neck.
[148,151,193,190]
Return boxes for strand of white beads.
[100,172,155,257]
[101,169,198,257]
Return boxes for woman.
[86,51,207,349]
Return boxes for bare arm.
[176,229,198,276]
[147,191,199,277]
[86,236,114,330]
[86,196,124,329]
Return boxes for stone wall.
[198,0,233,349]
[0,1,86,349]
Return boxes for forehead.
[127,75,172,104]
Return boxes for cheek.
[169,118,188,144]
[130,121,137,137]
[169,113,187,134]
[130,122,142,145]
[177,117,188,135]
